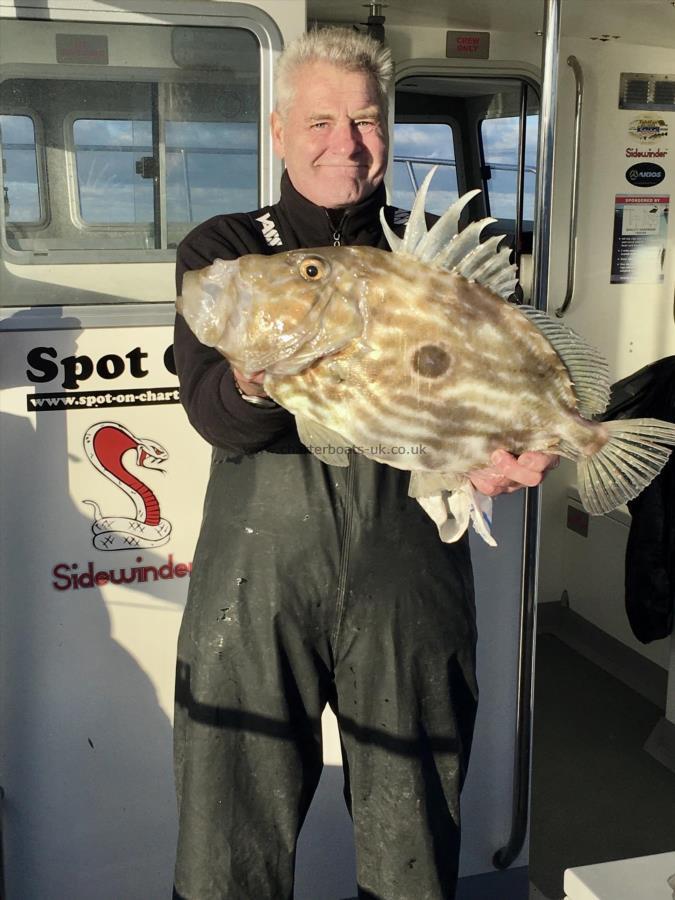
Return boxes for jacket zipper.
[332,454,356,652]
[326,210,347,247]
[327,208,352,652]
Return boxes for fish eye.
[299,257,328,281]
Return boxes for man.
[173,27,552,900]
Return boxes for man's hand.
[232,368,268,399]
[469,450,559,497]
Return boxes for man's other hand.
[232,368,269,398]
[468,450,559,497]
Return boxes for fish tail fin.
[577,418,675,515]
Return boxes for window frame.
[0,106,49,230]
[66,108,155,232]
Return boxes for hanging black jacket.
[604,356,675,642]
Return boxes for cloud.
[482,116,538,165]
[394,123,454,159]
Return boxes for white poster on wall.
[0,321,211,900]
[610,194,670,284]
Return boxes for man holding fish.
[172,26,556,900]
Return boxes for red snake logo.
[83,422,172,551]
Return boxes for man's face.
[271,61,389,209]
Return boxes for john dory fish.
[178,169,675,545]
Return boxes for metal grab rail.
[493,0,561,872]
[556,55,584,317]
[394,154,537,194]
[393,154,537,175]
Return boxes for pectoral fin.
[296,416,353,468]
[410,472,497,546]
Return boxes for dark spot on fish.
[412,344,450,378]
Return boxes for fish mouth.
[178,260,243,349]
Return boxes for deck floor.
[529,633,675,900]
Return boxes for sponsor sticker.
[628,117,669,142]
[1,324,210,593]
[625,162,666,187]
[625,146,668,159]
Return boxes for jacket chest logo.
[255,212,283,247]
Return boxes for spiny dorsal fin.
[380,213,403,252]
[516,305,611,417]
[379,166,517,299]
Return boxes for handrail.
[514,82,529,269]
[493,0,561,872]
[393,155,537,177]
[555,55,584,317]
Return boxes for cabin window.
[164,120,258,224]
[392,122,459,215]
[73,115,258,227]
[480,113,538,224]
[74,118,154,224]
[0,113,42,224]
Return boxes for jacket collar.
[277,170,387,248]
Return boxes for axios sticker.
[83,421,172,551]
[625,163,666,187]
[628,117,669,143]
